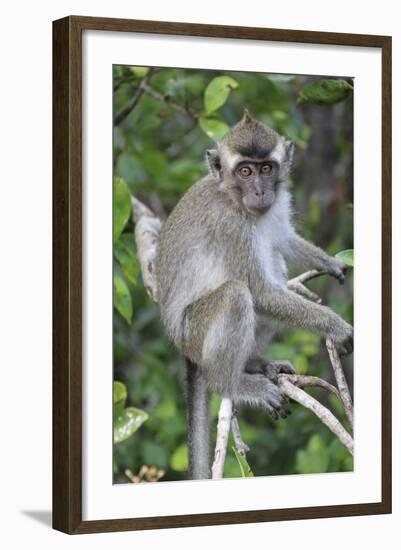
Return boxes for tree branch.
[326,338,354,430]
[231,410,250,456]
[278,376,354,455]
[142,84,198,121]
[211,398,233,480]
[284,374,341,400]
[114,67,158,126]
[287,269,324,303]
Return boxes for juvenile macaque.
[156,111,353,479]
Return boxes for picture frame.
[53,15,392,534]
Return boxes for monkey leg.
[183,280,289,418]
[237,373,291,419]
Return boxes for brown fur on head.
[206,110,295,215]
[221,110,279,158]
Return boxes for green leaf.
[297,79,353,106]
[113,381,127,417]
[130,66,149,78]
[204,76,239,114]
[295,434,329,474]
[114,235,140,284]
[170,444,188,472]
[113,177,132,243]
[114,407,149,444]
[272,110,288,122]
[335,249,354,267]
[198,117,230,141]
[113,274,133,324]
[141,150,168,176]
[113,381,127,404]
[293,355,308,375]
[309,195,320,226]
[115,153,146,192]
[232,446,254,478]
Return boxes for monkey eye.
[239,166,252,177]
[261,163,272,174]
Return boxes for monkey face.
[234,161,278,214]
[205,113,295,215]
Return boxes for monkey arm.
[255,284,353,355]
[284,234,348,283]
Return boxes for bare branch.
[142,84,198,121]
[278,376,354,455]
[131,197,161,302]
[287,270,326,303]
[231,411,250,456]
[114,68,158,126]
[284,374,341,400]
[289,269,325,284]
[326,338,354,430]
[211,398,233,480]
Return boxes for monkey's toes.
[270,401,291,420]
[275,360,296,375]
[264,383,291,419]
[262,360,296,383]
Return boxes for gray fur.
[156,113,353,479]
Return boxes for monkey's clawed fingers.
[338,335,354,356]
[263,380,292,419]
[330,261,349,285]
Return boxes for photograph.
[112,65,355,484]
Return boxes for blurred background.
[112,66,354,483]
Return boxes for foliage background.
[112,66,354,483]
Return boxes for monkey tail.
[185,358,211,480]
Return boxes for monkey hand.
[327,258,349,284]
[327,314,353,355]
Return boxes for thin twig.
[211,398,233,480]
[326,338,354,430]
[278,376,354,455]
[284,374,341,400]
[114,67,158,126]
[287,269,325,303]
[142,84,198,121]
[290,269,324,284]
[231,410,250,456]
[114,74,137,92]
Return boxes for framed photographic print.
[53,16,392,534]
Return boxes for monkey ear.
[205,149,222,181]
[279,140,295,181]
[285,140,295,166]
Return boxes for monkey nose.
[254,190,265,197]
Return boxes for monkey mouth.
[243,191,275,214]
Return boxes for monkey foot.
[261,360,296,384]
